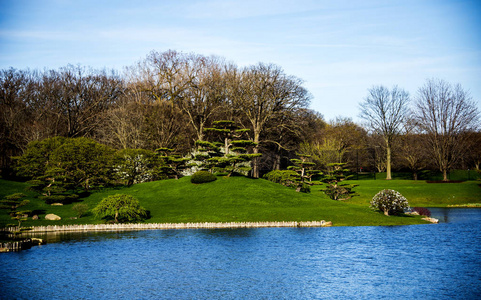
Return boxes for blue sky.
[1,0,480,122]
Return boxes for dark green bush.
[263,170,299,187]
[5,193,27,200]
[191,171,217,184]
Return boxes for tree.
[114,148,156,186]
[229,63,310,177]
[288,153,320,192]
[54,65,123,138]
[129,50,226,142]
[15,137,115,203]
[321,163,357,200]
[93,194,148,223]
[370,189,409,216]
[0,68,33,174]
[48,137,115,190]
[414,79,480,181]
[299,118,367,172]
[0,193,30,230]
[398,120,429,180]
[155,147,190,179]
[203,120,260,177]
[359,85,409,180]
[14,136,68,179]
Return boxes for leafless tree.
[359,85,410,179]
[229,63,310,177]
[398,120,429,180]
[414,79,480,181]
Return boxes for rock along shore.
[4,220,333,233]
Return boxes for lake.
[1,208,480,299]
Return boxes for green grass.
[1,176,480,228]
[354,170,481,181]
[343,179,481,207]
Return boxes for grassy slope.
[344,180,481,207]
[1,177,480,227]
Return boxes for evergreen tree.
[322,163,357,200]
[288,153,321,192]
[198,120,261,177]
[155,148,190,179]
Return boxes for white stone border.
[6,220,333,233]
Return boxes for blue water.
[1,209,480,299]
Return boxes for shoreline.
[4,220,333,233]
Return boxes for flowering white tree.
[114,149,155,186]
[370,189,409,216]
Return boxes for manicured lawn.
[1,176,480,228]
[341,179,481,207]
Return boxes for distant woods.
[0,50,316,178]
[1,49,480,180]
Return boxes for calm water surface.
[1,208,480,299]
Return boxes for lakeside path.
[8,220,333,233]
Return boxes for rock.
[321,221,333,227]
[31,238,45,245]
[32,215,39,220]
[45,213,61,220]
[69,217,78,220]
[422,217,439,223]
[51,203,63,206]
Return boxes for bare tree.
[0,68,33,172]
[180,55,228,141]
[230,63,310,177]
[359,85,409,180]
[128,50,228,142]
[398,121,429,180]
[414,79,480,181]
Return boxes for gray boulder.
[45,213,61,221]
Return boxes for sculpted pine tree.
[155,147,190,179]
[288,154,320,192]
[197,120,261,177]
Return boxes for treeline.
[1,49,480,180]
[0,50,321,178]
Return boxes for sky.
[1,0,480,122]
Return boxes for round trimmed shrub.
[370,189,409,216]
[191,171,217,184]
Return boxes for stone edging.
[5,220,333,233]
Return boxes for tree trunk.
[386,144,392,180]
[273,144,281,170]
[252,147,260,178]
[443,169,448,181]
[252,130,261,178]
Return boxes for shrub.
[370,189,409,216]
[72,203,89,218]
[93,194,148,223]
[191,171,217,184]
[412,207,431,217]
[263,170,299,187]
[5,193,27,200]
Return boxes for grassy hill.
[1,176,480,228]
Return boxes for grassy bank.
[1,176,480,228]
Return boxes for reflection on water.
[429,207,481,223]
[1,209,480,299]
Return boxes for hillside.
[0,176,441,227]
